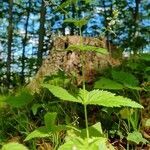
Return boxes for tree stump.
[27,36,120,93]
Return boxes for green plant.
[25,112,69,149]
[2,142,28,150]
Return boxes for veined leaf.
[2,142,28,150]
[24,126,50,141]
[84,90,143,108]
[42,84,81,103]
[127,131,148,144]
[66,44,108,54]
[94,77,124,90]
[43,85,143,108]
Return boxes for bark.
[21,0,31,84]
[6,0,13,88]
[37,0,46,68]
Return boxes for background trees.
[0,0,149,88]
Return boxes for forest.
[0,0,150,149]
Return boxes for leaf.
[24,126,50,141]
[42,84,81,103]
[145,119,150,127]
[94,77,124,90]
[5,89,33,108]
[83,90,143,108]
[112,70,139,86]
[58,137,114,150]
[66,45,108,54]
[79,122,103,138]
[43,85,143,108]
[64,18,88,28]
[119,108,133,119]
[31,104,42,115]
[127,131,148,144]
[125,85,142,90]
[2,142,28,150]
[44,112,57,131]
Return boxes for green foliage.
[25,126,51,141]
[79,122,103,138]
[2,142,28,150]
[43,84,143,108]
[25,112,68,141]
[127,131,148,144]
[112,70,139,87]
[42,84,79,103]
[5,89,33,108]
[94,77,124,90]
[44,112,57,130]
[59,137,114,150]
[64,18,88,28]
[66,45,108,54]
[31,104,42,115]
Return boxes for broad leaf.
[44,85,143,108]
[58,137,114,150]
[66,45,108,54]
[2,142,28,150]
[94,77,124,90]
[24,126,50,141]
[42,84,81,103]
[112,70,139,86]
[5,89,33,108]
[44,112,57,130]
[79,122,103,138]
[127,131,148,144]
[84,90,143,108]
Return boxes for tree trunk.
[21,0,31,84]
[37,0,46,68]
[6,0,13,88]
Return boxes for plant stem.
[84,104,89,139]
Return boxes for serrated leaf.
[2,142,28,150]
[5,89,33,108]
[66,45,108,54]
[83,90,143,108]
[43,85,143,108]
[94,77,124,90]
[42,84,81,103]
[24,126,50,141]
[127,131,148,144]
[44,112,57,130]
[112,70,139,86]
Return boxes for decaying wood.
[27,36,120,93]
